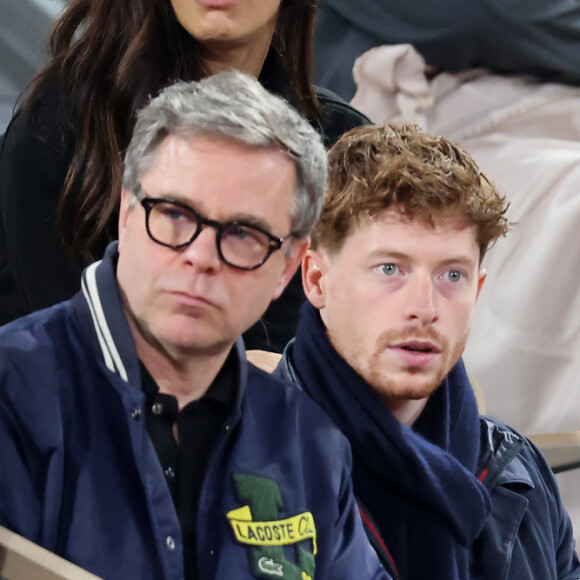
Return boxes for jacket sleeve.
[556,510,580,580]
[0,344,65,550]
[551,472,580,578]
[0,100,82,324]
[526,439,580,580]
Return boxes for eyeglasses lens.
[148,201,271,269]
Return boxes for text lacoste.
[227,505,317,554]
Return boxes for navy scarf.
[291,303,491,579]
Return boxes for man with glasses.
[0,72,389,580]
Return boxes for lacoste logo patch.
[258,557,283,576]
[227,473,317,580]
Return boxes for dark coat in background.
[315,0,580,101]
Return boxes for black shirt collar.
[140,347,238,410]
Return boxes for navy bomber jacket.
[0,242,390,580]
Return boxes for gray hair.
[123,70,327,238]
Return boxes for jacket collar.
[478,417,534,490]
[73,242,247,409]
[77,242,140,384]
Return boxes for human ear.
[302,249,329,309]
[271,238,309,300]
[117,188,134,252]
[476,268,487,300]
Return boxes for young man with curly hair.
[276,123,580,579]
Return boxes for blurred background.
[0,0,65,132]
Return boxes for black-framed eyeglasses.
[138,195,295,271]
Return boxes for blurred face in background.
[170,0,282,59]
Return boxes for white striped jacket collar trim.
[81,261,129,382]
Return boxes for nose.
[181,225,221,271]
[405,273,438,325]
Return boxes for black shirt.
[140,352,237,580]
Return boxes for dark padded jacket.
[276,339,580,580]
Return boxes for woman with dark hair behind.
[0,0,368,350]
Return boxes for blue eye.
[381,264,398,276]
[447,270,463,282]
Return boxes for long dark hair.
[25,0,320,262]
